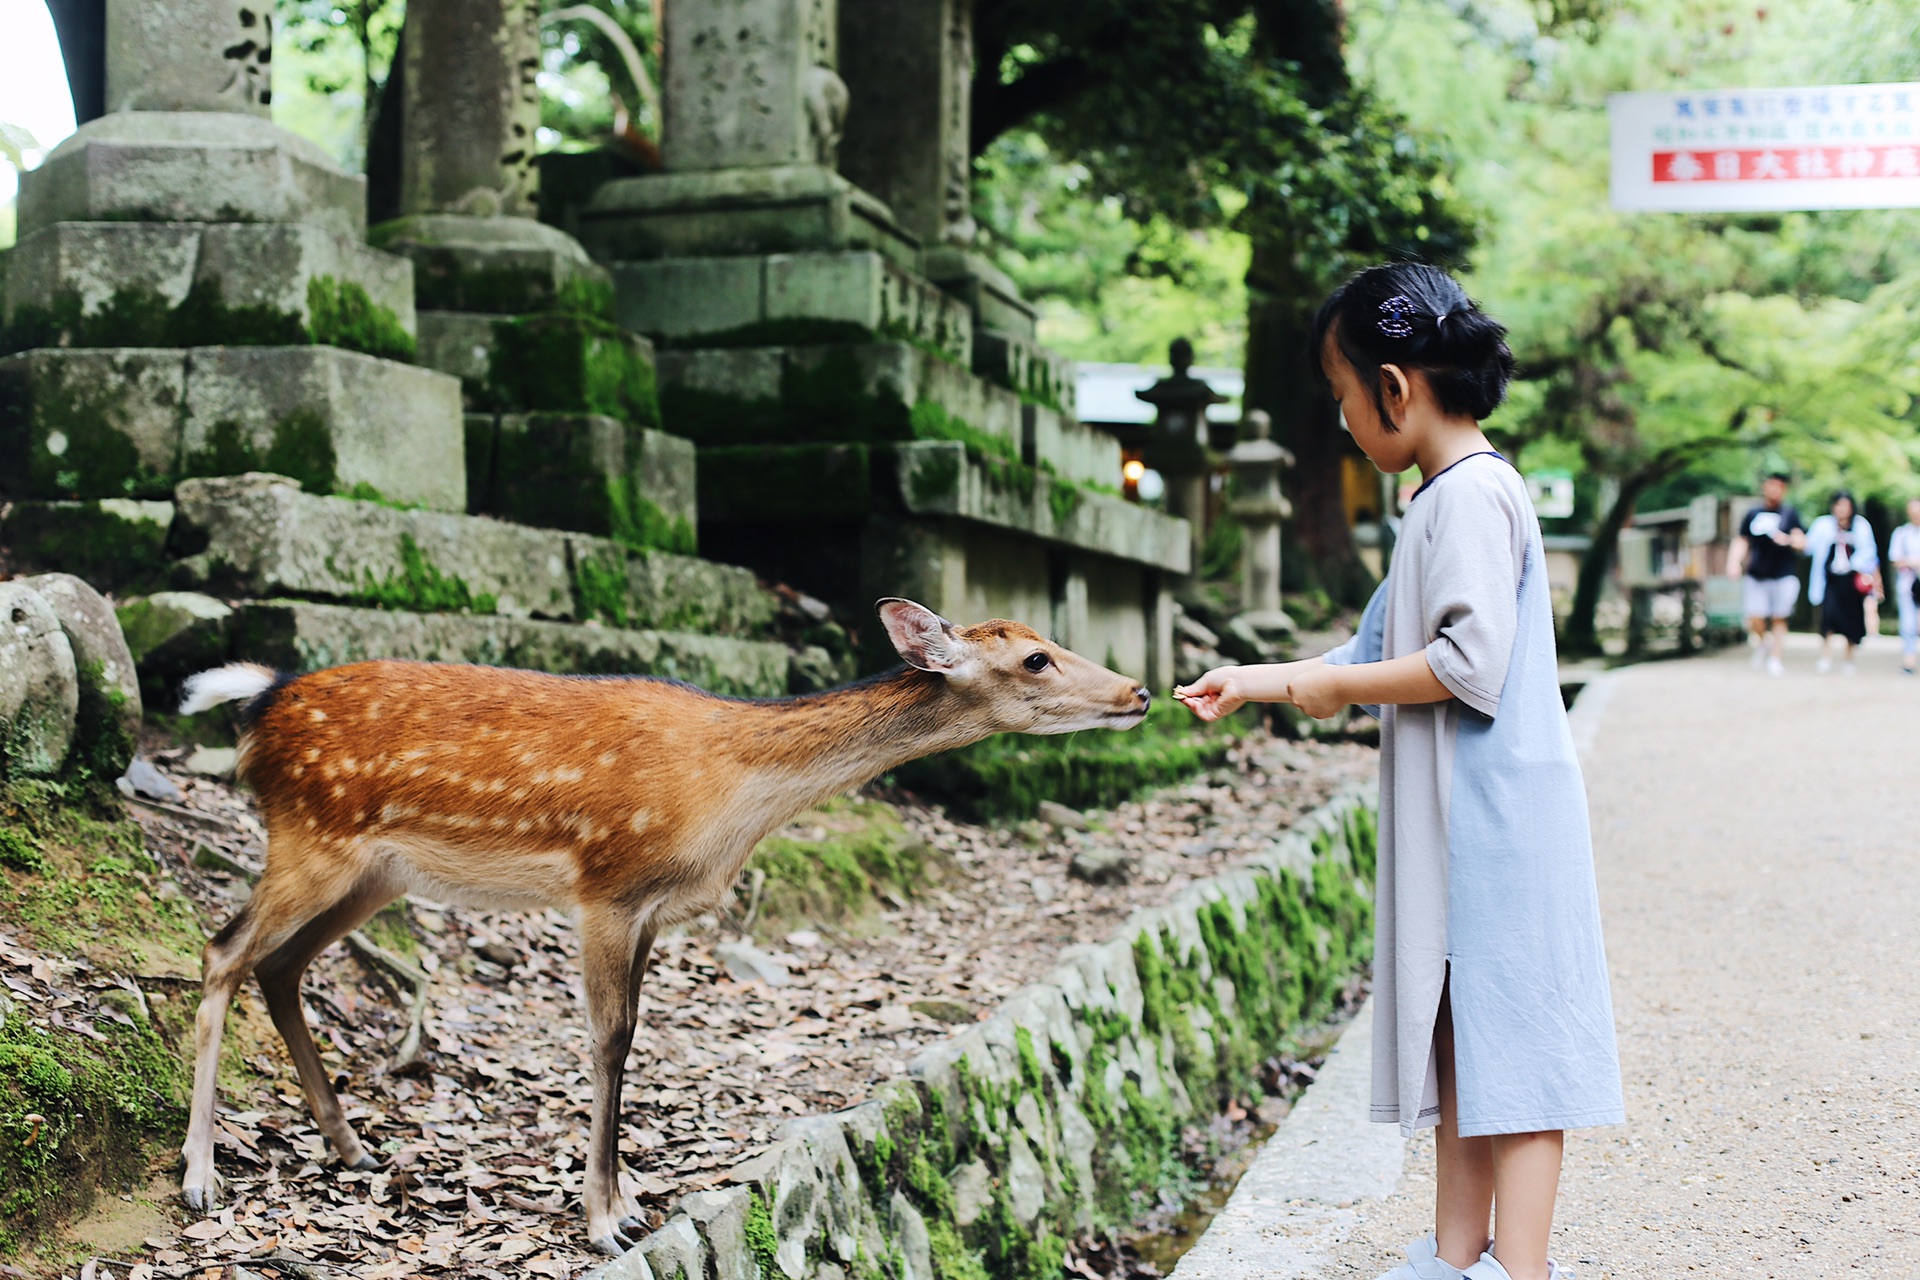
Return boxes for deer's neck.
[720,667,987,809]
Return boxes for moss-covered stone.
[0,351,182,501]
[482,313,660,426]
[0,500,175,594]
[698,444,874,523]
[180,410,339,496]
[0,780,201,1253]
[2,277,412,363]
[349,533,499,615]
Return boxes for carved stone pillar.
[399,0,542,219]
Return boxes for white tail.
[179,663,277,715]
[173,599,1150,1254]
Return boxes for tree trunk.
[1563,470,1654,656]
[1244,237,1375,606]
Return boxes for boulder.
[0,583,80,777]
[19,573,143,775]
[1036,800,1089,832]
[1068,846,1134,886]
[714,940,791,987]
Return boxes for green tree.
[970,0,1475,601]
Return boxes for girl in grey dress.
[1176,265,1623,1280]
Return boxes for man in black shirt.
[1727,471,1806,676]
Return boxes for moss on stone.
[349,533,498,615]
[181,410,339,497]
[572,548,632,629]
[659,319,876,351]
[0,357,174,501]
[0,780,200,1252]
[0,501,174,594]
[306,276,415,362]
[483,314,660,427]
[697,444,873,524]
[608,478,696,556]
[744,1194,780,1280]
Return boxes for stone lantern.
[1227,409,1295,630]
[1135,338,1224,591]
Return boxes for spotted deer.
[176,598,1151,1254]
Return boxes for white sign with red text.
[1610,82,1920,212]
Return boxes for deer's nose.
[1134,686,1151,710]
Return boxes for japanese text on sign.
[1611,83,1920,211]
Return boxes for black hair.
[1310,263,1516,429]
[1765,470,1792,484]
[1830,489,1856,512]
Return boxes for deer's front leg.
[580,909,651,1256]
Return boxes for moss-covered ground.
[744,798,941,941]
[0,780,203,1256]
[890,710,1255,823]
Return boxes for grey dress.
[1328,453,1625,1137]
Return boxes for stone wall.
[596,786,1378,1280]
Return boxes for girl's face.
[1907,499,1920,525]
[1834,497,1854,523]
[1321,329,1418,474]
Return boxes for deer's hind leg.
[579,905,657,1256]
[253,863,406,1171]
[181,835,386,1209]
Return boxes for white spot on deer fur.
[382,804,419,822]
[291,765,305,778]
[304,748,321,763]
[629,809,652,834]
[411,766,428,779]
[331,785,346,799]
[598,751,618,768]
[516,819,533,833]
[310,710,327,722]
[341,757,358,773]
[554,767,585,784]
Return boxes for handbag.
[1855,571,1876,596]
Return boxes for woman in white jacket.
[1805,490,1881,674]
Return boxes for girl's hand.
[1173,667,1247,722]
[1285,664,1348,719]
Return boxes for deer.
[174,598,1151,1255]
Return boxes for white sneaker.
[1461,1252,1573,1279]
[1375,1234,1468,1280]
[1815,657,1833,674]
[1767,656,1786,677]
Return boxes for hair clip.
[1377,295,1416,338]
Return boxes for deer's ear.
[877,598,964,673]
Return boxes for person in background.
[1886,498,1920,674]
[1726,471,1805,677]
[1805,490,1880,676]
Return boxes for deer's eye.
[1023,652,1051,673]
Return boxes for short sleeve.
[1420,473,1525,718]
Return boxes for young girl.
[1175,264,1623,1280]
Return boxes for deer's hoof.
[346,1153,381,1171]
[619,1215,648,1236]
[182,1184,209,1212]
[589,1230,635,1257]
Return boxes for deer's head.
[877,598,1151,735]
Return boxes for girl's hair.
[1310,263,1516,428]
[1831,489,1856,512]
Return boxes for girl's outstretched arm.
[1174,658,1323,722]
[1286,651,1450,719]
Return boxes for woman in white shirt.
[1889,498,1920,675]
[1805,491,1881,675]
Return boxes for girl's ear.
[1378,363,1413,422]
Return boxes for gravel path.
[1329,634,1920,1278]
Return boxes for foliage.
[1346,0,1920,643]
[539,0,661,151]
[276,0,405,169]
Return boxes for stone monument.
[372,0,694,546]
[1226,409,1294,631]
[2,0,463,511]
[566,0,1187,687]
[1135,338,1225,594]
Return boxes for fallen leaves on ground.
[48,731,1374,1279]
